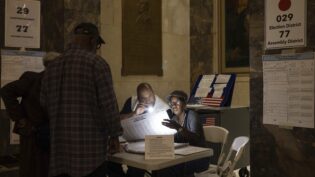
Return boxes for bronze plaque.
[122,0,162,76]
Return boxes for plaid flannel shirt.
[40,44,122,177]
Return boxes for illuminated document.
[121,110,177,141]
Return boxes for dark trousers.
[20,134,49,177]
[54,161,108,177]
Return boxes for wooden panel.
[122,0,162,76]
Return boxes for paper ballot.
[121,110,177,141]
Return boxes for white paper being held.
[121,110,177,141]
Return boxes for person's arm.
[120,111,136,120]
[119,97,136,120]
[163,111,203,145]
[120,99,146,120]
[176,111,204,145]
[1,72,35,121]
[1,72,37,135]
[94,58,122,153]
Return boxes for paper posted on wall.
[121,110,177,141]
[263,53,315,128]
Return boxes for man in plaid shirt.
[40,23,122,177]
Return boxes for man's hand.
[162,119,182,131]
[14,119,35,136]
[108,136,120,155]
[134,103,146,115]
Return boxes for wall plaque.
[122,0,162,76]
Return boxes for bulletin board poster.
[1,49,45,144]
[5,0,41,48]
[263,53,314,128]
[265,0,306,49]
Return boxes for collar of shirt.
[67,43,92,52]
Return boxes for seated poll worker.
[120,82,169,120]
[107,82,170,177]
[159,90,210,177]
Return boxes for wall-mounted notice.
[5,0,41,48]
[265,0,306,49]
[263,53,314,128]
[1,50,45,89]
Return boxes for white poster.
[1,50,45,89]
[263,53,314,128]
[265,0,306,49]
[5,0,41,48]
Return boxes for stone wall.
[0,0,99,51]
[101,0,191,108]
[190,0,249,107]
[190,0,213,86]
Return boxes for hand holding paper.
[134,103,146,115]
[121,110,177,141]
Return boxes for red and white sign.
[265,0,306,49]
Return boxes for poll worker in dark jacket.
[161,90,210,177]
[0,52,60,177]
[40,22,122,177]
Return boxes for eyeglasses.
[168,100,181,107]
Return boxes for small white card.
[195,87,210,97]
[10,121,19,144]
[216,74,231,83]
[145,135,174,160]
[212,89,224,98]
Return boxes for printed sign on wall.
[5,0,41,48]
[263,53,314,128]
[265,0,306,49]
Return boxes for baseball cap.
[74,22,105,44]
[167,90,188,103]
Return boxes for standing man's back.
[40,23,122,177]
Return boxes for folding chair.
[203,125,229,173]
[195,136,249,177]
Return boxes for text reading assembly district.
[268,22,303,47]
